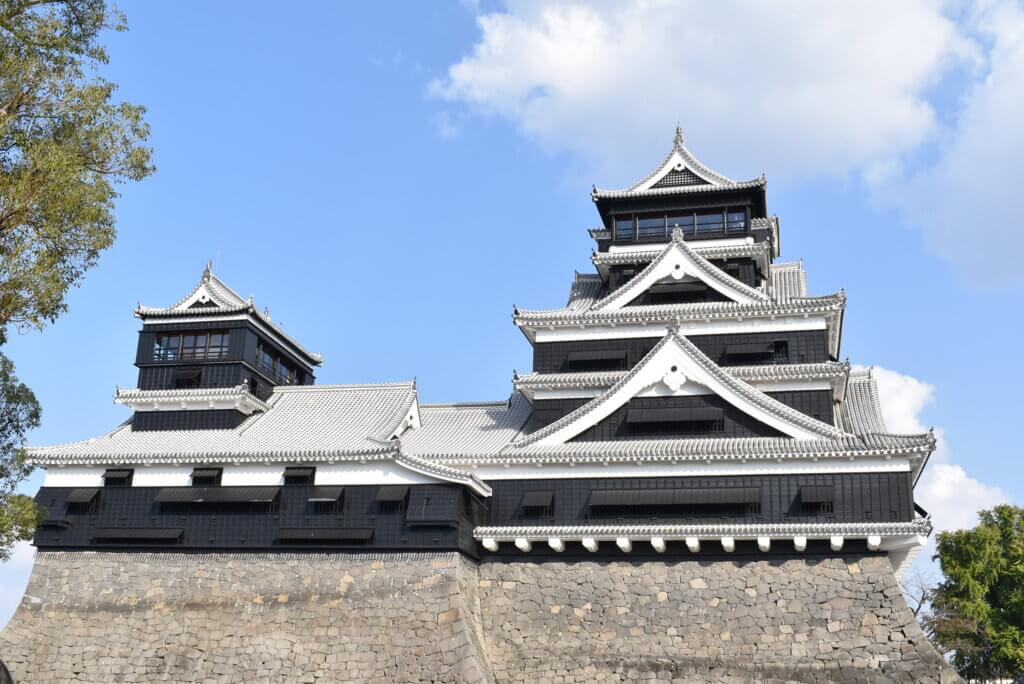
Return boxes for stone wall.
[477,555,959,683]
[0,551,959,683]
[0,552,490,683]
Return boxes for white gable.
[594,231,770,311]
[514,333,846,448]
[629,127,736,191]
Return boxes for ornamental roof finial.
[674,124,684,148]
[202,260,213,282]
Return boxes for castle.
[0,129,958,682]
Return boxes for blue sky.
[1,1,1021,625]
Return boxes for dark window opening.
[721,342,781,365]
[631,282,729,306]
[284,466,315,486]
[66,488,100,515]
[308,486,344,514]
[173,367,202,389]
[772,340,790,364]
[797,485,835,517]
[626,407,725,437]
[628,419,723,437]
[102,469,133,487]
[608,267,637,291]
[375,485,409,514]
[520,491,554,520]
[560,350,628,372]
[589,487,760,520]
[190,467,223,487]
[277,528,373,545]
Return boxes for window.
[612,207,748,242]
[102,469,133,487]
[798,485,834,517]
[772,340,790,364]
[190,467,222,486]
[283,467,315,486]
[696,210,725,235]
[256,341,299,385]
[520,491,554,519]
[637,214,666,240]
[153,331,229,361]
[375,485,409,513]
[667,213,695,237]
[726,210,747,233]
[180,333,207,360]
[614,215,635,240]
[173,367,201,389]
[154,334,181,361]
[207,332,230,359]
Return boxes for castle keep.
[1,130,958,682]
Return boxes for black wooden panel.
[132,410,248,431]
[525,392,832,439]
[485,473,915,527]
[532,330,830,373]
[33,483,475,554]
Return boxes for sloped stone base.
[0,551,958,683]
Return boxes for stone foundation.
[0,551,958,683]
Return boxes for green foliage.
[0,1,153,559]
[926,504,1024,679]
[0,0,154,329]
[0,329,40,561]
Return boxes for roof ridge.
[273,381,415,392]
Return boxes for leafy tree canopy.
[927,504,1024,680]
[0,0,153,559]
[1,0,154,329]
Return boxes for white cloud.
[431,1,971,185]
[882,2,1024,286]
[433,1,1024,285]
[869,365,1007,536]
[0,541,35,630]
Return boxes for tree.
[0,0,153,559]
[926,504,1024,680]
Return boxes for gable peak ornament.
[662,365,688,391]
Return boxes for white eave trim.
[113,384,270,415]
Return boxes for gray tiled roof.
[769,261,808,303]
[402,394,531,459]
[840,370,888,434]
[593,177,766,201]
[514,361,850,397]
[523,234,842,332]
[591,241,771,268]
[592,127,765,200]
[27,382,419,463]
[516,291,846,329]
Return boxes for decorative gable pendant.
[662,366,688,391]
